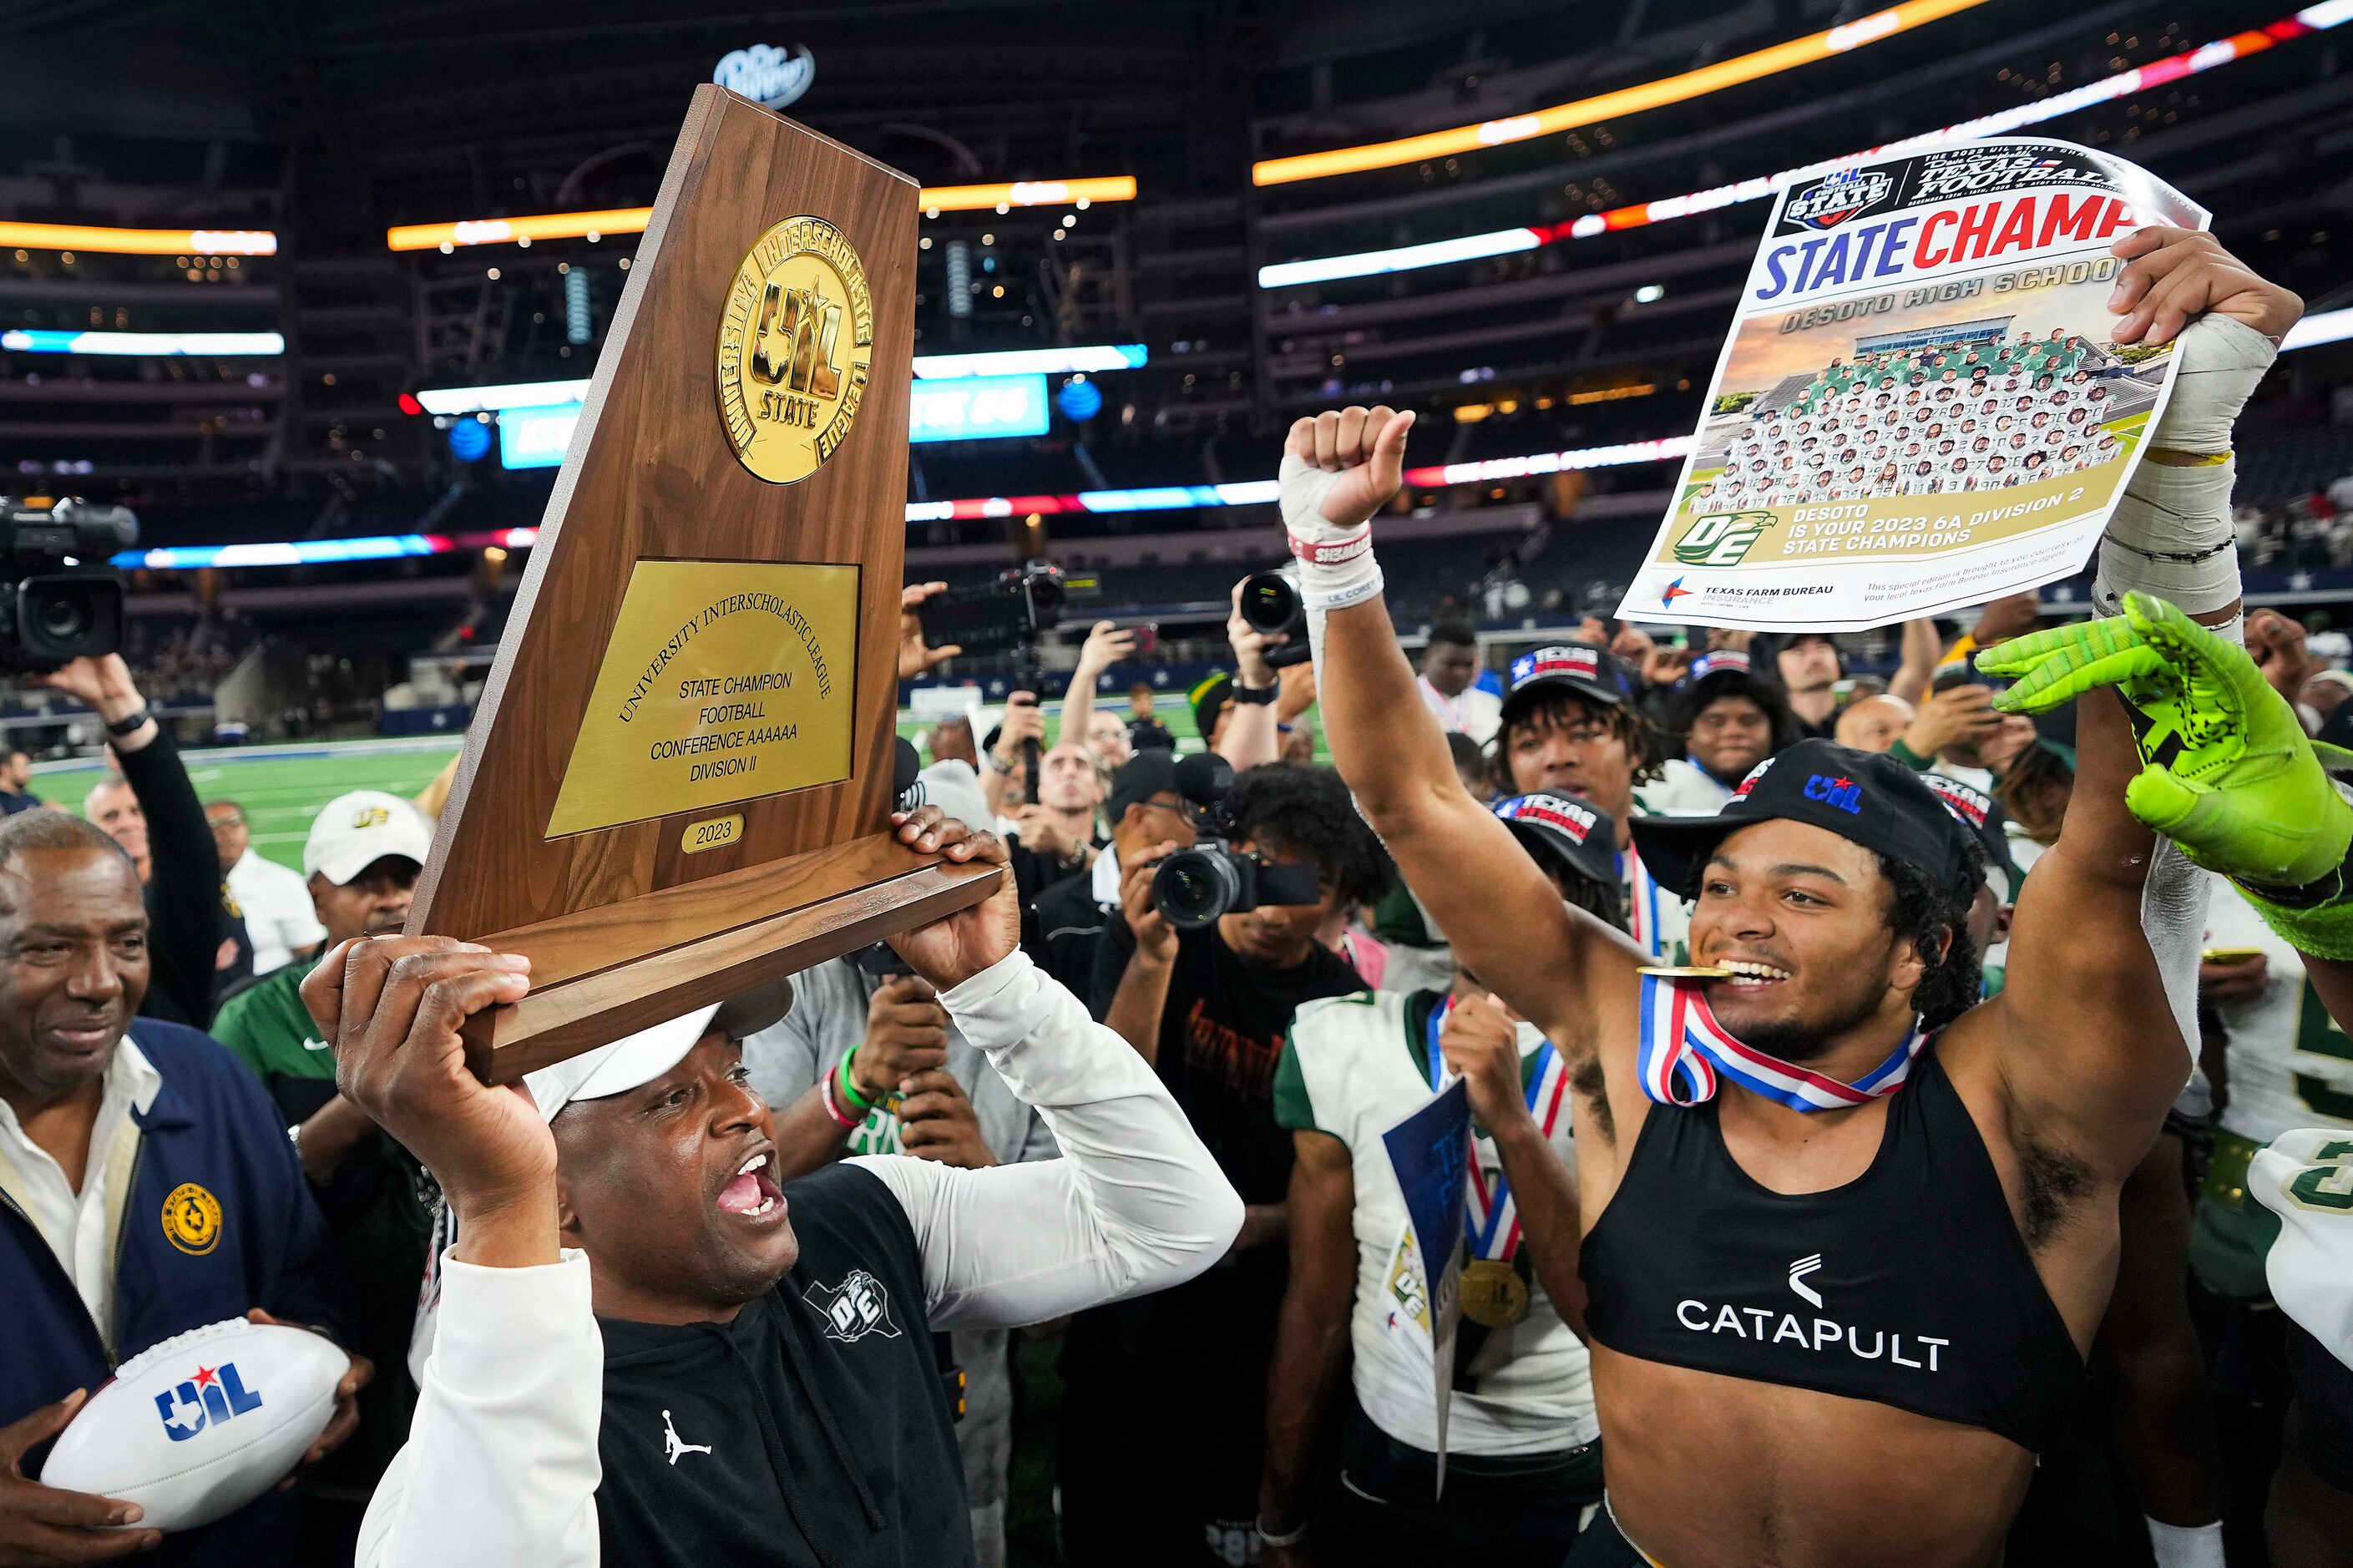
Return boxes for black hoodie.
[590,1163,975,1568]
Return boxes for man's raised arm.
[850,819,1242,1326]
[1287,406,1634,1054]
[1975,230,2306,1179]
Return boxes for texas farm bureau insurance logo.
[1672,509,1773,567]
[154,1360,264,1443]
[1784,167,1893,230]
[716,215,874,484]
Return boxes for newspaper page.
[1617,137,2209,631]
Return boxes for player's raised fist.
[1281,404,1415,531]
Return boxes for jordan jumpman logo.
[662,1409,712,1464]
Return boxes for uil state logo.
[716,215,874,483]
[161,1182,224,1256]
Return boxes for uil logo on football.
[153,1362,264,1444]
[1672,510,1773,568]
[804,1267,901,1344]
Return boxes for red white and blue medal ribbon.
[1619,846,1669,959]
[1636,972,1925,1115]
[1426,998,1571,1259]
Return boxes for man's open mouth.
[716,1150,785,1220]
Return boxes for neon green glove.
[1975,591,2353,888]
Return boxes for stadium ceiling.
[0,1,1251,222]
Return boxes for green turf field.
[33,698,1212,873]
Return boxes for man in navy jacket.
[0,808,360,1565]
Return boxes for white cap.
[523,1004,719,1123]
[517,977,795,1122]
[912,759,992,834]
[304,791,434,884]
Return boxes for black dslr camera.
[0,498,138,672]
[915,562,1072,658]
[1150,752,1322,929]
[1234,569,1312,670]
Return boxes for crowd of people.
[0,225,2348,1568]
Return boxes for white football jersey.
[1280,992,1598,1455]
[2202,875,2353,1144]
[2249,1127,2353,1370]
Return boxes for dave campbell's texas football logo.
[1673,510,1773,567]
[1784,168,1893,230]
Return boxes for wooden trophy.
[407,83,999,1083]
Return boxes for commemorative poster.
[1617,138,2209,631]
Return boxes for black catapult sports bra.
[1577,1044,2084,1451]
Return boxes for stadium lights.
[414,347,1146,412]
[918,178,1136,213]
[1258,3,2353,288]
[0,330,284,356]
[386,177,1138,251]
[0,221,276,256]
[913,344,1147,377]
[117,434,1692,571]
[2284,306,2353,352]
[414,379,591,415]
[1249,0,1992,186]
[387,208,654,252]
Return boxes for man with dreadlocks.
[1270,226,2298,1566]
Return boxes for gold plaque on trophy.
[545,560,861,837]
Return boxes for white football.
[40,1318,348,1533]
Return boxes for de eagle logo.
[804,1268,900,1343]
[1672,509,1773,568]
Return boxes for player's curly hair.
[1231,763,1395,908]
[1489,689,1667,793]
[1877,847,1987,1033]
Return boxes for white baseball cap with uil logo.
[303,790,435,884]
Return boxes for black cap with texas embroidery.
[1492,790,1620,892]
[1627,737,1978,903]
[1502,641,1637,719]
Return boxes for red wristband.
[818,1072,861,1130]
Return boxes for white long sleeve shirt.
[357,949,1242,1568]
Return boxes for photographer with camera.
[1058,762,1389,1565]
[1202,577,1305,774]
[1027,749,1197,998]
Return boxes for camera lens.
[1237,571,1302,636]
[34,593,92,644]
[1152,847,1242,931]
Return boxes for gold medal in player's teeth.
[1637,965,1735,979]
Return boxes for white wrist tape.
[1280,452,1385,611]
[2148,315,2276,453]
[2092,313,2273,621]
[2094,459,2242,620]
